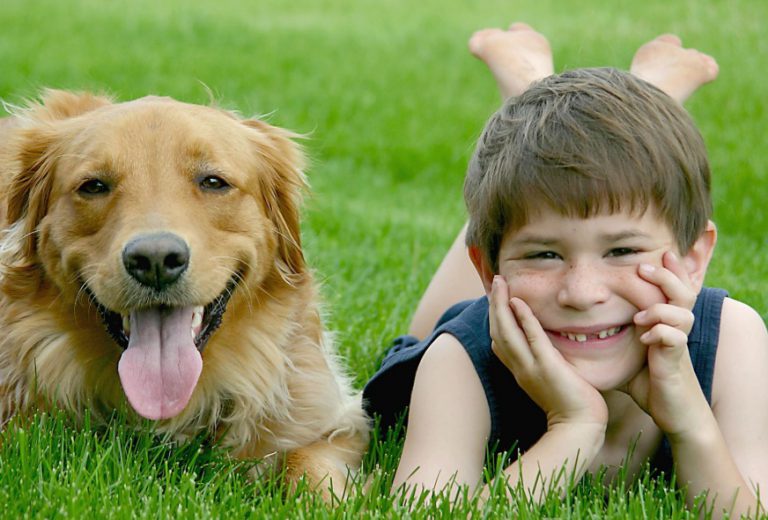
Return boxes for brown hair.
[464,67,712,271]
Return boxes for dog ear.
[29,89,112,122]
[1,90,111,296]
[241,119,308,282]
[1,126,58,294]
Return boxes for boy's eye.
[607,247,638,257]
[525,251,561,260]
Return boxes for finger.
[638,323,690,351]
[489,276,534,369]
[637,260,696,310]
[661,251,692,283]
[634,304,695,335]
[507,296,557,363]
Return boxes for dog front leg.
[282,433,366,502]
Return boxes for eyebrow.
[511,236,559,246]
[511,230,653,246]
[600,231,654,242]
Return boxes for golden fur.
[0,90,369,497]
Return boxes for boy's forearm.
[482,422,605,501]
[670,414,762,519]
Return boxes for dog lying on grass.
[0,90,369,498]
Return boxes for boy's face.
[486,207,711,391]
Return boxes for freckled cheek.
[502,270,560,304]
[502,266,669,311]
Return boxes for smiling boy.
[363,25,768,517]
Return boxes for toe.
[700,53,720,80]
[468,28,500,55]
[508,22,535,32]
[656,33,682,46]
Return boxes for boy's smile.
[495,207,681,390]
[552,324,629,348]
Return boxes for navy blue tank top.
[364,287,727,469]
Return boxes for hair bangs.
[500,133,654,235]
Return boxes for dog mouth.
[93,275,238,353]
[86,274,240,421]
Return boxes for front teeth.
[121,307,205,341]
[598,327,622,339]
[191,306,204,339]
[561,326,622,342]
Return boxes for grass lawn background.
[0,0,765,517]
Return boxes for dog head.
[1,90,307,420]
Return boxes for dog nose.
[122,233,190,290]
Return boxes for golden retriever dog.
[0,89,369,497]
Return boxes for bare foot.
[630,34,719,103]
[468,22,554,99]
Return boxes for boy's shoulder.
[720,294,765,328]
[708,294,768,484]
[712,295,768,400]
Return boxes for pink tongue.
[117,306,202,420]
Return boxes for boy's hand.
[489,275,608,430]
[624,251,712,438]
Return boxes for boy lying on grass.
[364,23,767,517]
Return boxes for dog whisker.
[75,268,103,306]
[209,259,255,314]
[233,270,254,315]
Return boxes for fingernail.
[640,264,655,274]
[492,275,500,288]
[635,310,647,322]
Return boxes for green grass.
[1,0,766,517]
[0,412,715,519]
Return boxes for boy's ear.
[469,246,495,296]
[682,220,717,291]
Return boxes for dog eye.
[198,175,231,192]
[77,179,111,196]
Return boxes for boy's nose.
[556,262,611,310]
